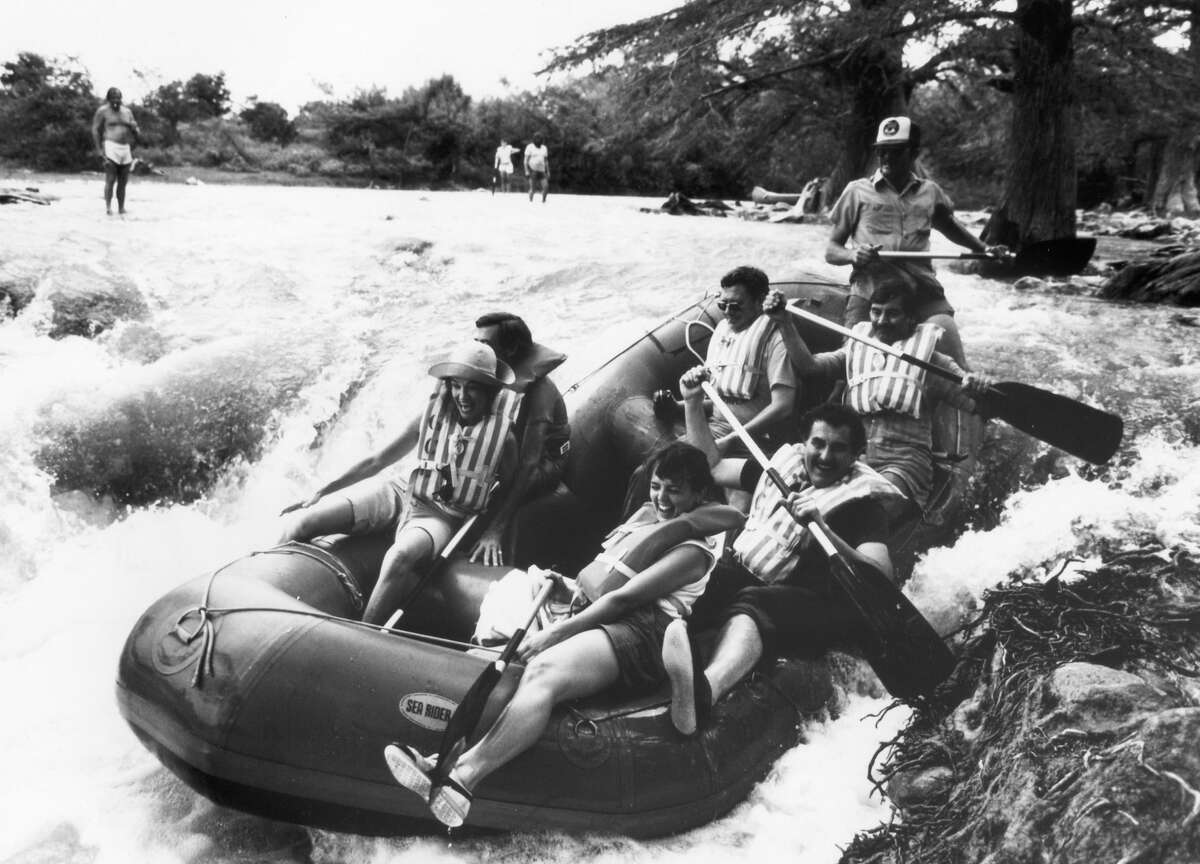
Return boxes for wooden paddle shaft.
[877,250,1003,261]
[494,578,556,671]
[786,305,963,387]
[700,382,838,557]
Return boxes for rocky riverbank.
[843,546,1200,864]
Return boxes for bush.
[240,100,297,145]
[0,53,97,170]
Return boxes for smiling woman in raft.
[383,441,745,827]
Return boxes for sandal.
[383,743,436,800]
[429,771,473,828]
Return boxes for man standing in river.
[92,87,141,216]
[524,133,550,203]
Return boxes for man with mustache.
[825,116,1007,367]
[661,378,903,734]
[767,279,992,517]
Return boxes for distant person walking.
[524,134,550,203]
[92,87,141,216]
[494,138,517,194]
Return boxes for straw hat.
[427,342,515,387]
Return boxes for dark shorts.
[725,581,867,659]
[529,170,547,183]
[598,604,675,692]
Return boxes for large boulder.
[34,332,346,504]
[35,265,150,338]
[1037,662,1176,735]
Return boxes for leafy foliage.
[240,99,297,145]
[0,52,96,170]
[140,71,230,142]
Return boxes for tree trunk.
[822,0,909,204]
[983,0,1077,248]
[1149,2,1200,218]
[1151,132,1200,216]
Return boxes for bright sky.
[4,0,683,112]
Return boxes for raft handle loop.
[175,549,519,690]
[684,317,714,366]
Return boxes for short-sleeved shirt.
[829,170,956,294]
[495,144,516,172]
[524,144,548,173]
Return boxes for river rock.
[1051,707,1200,864]
[1100,250,1200,306]
[36,265,150,338]
[34,332,343,505]
[1,278,37,316]
[887,764,956,808]
[1037,662,1176,735]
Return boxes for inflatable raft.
[116,276,980,837]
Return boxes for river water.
[1,178,1198,863]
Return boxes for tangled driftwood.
[842,546,1200,864]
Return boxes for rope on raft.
[171,551,498,689]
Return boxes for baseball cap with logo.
[874,116,913,147]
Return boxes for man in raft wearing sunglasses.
[656,265,797,458]
[278,342,520,624]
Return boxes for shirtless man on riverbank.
[92,87,141,216]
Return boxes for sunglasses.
[715,300,743,313]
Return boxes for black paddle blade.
[431,661,504,784]
[1014,237,1097,277]
[831,558,956,700]
[989,382,1123,464]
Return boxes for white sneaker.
[383,743,435,800]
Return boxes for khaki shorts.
[344,478,464,554]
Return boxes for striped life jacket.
[578,502,741,617]
[845,322,942,419]
[409,383,521,515]
[706,314,778,401]
[732,444,902,584]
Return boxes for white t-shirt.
[524,143,548,173]
[494,144,515,173]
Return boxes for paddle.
[428,577,556,791]
[785,305,1123,464]
[877,236,1097,277]
[701,382,955,700]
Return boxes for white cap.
[874,116,913,147]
